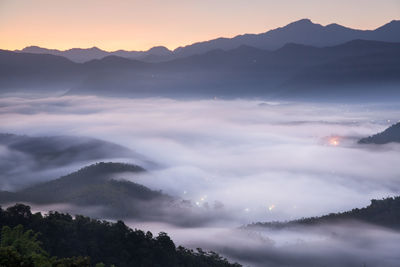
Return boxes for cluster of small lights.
[195,195,208,206]
[268,204,275,211]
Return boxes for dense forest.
[248,196,400,229]
[0,203,241,267]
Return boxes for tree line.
[0,204,241,267]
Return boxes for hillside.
[359,122,400,144]
[0,162,174,220]
[247,196,400,230]
[0,204,241,267]
[0,133,138,168]
[0,133,145,190]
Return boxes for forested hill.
[248,196,400,230]
[0,162,175,220]
[358,122,400,144]
[0,133,147,190]
[0,203,241,267]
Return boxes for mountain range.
[1,18,400,100]
[14,19,400,63]
[2,39,400,99]
[16,45,173,63]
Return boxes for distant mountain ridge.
[173,19,400,57]
[14,19,400,63]
[2,39,400,99]
[17,45,173,63]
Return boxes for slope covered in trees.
[0,162,175,220]
[0,133,145,190]
[0,204,241,267]
[248,196,400,229]
[0,224,93,267]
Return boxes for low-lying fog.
[1,95,400,266]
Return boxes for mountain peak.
[288,18,313,26]
[147,46,172,55]
[22,45,41,50]
[67,46,103,52]
[20,46,53,53]
[325,23,347,29]
[89,46,102,51]
[375,19,400,31]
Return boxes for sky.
[0,0,399,51]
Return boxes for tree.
[0,225,50,267]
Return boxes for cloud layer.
[1,96,399,221]
[1,95,400,265]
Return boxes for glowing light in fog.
[329,137,340,146]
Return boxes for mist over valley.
[1,9,400,266]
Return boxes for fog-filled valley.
[1,95,400,266]
[1,5,400,265]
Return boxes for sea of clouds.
[1,95,400,266]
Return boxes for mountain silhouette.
[170,19,400,57]
[14,19,400,62]
[2,39,400,100]
[17,45,173,63]
[72,40,400,99]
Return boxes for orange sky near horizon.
[0,0,399,51]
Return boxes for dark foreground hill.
[0,203,241,267]
[247,196,400,230]
[0,162,175,221]
[358,122,400,144]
